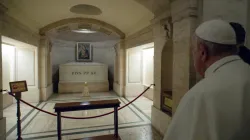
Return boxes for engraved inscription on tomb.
[72,71,96,75]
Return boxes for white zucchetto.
[195,19,237,45]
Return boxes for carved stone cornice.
[161,18,173,39]
[39,35,50,48]
[40,35,48,41]
[171,0,198,23]
[151,10,171,25]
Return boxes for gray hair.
[198,38,238,56]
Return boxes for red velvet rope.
[8,84,155,119]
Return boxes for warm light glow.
[142,47,154,87]
[2,44,15,93]
[81,102,90,105]
[72,29,97,34]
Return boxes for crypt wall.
[202,0,249,47]
[0,8,40,102]
[1,12,39,47]
[0,9,41,102]
[123,25,154,99]
[0,4,40,139]
[51,39,118,92]
[125,43,154,100]
[202,0,248,27]
[1,36,39,104]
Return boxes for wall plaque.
[161,90,172,116]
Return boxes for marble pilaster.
[152,23,165,109]
[171,0,199,113]
[47,41,53,86]
[151,12,173,135]
[0,3,7,140]
[113,44,118,83]
[39,36,53,101]
[113,39,126,96]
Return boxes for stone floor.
[4,91,162,140]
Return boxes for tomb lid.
[60,62,106,66]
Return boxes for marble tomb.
[58,62,109,93]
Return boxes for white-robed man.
[164,19,250,140]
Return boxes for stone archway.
[38,18,126,101]
[39,17,125,39]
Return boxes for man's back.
[164,56,250,140]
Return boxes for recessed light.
[72,29,97,34]
[70,4,102,15]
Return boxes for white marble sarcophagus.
[58,62,109,93]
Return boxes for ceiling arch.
[2,0,154,35]
[40,17,125,39]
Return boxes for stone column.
[151,14,173,135]
[39,36,53,101]
[171,0,199,112]
[119,40,126,96]
[47,41,53,87]
[113,39,125,96]
[152,20,169,109]
[113,44,119,90]
[0,3,7,140]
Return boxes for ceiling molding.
[39,17,125,39]
[56,26,71,33]
[98,27,112,35]
[78,23,92,29]
[0,3,8,13]
[134,0,170,16]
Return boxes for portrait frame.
[76,42,93,62]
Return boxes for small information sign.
[9,81,28,93]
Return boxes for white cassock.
[164,55,250,140]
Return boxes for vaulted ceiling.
[1,0,158,36]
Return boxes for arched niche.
[161,40,173,116]
[38,18,124,98]
[159,18,173,116]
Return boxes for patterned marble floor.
[4,91,162,140]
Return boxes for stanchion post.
[114,106,118,138]
[57,111,62,140]
[9,81,28,140]
[15,92,22,140]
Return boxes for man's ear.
[199,43,208,62]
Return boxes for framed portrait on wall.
[76,42,93,62]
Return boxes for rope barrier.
[8,84,155,119]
